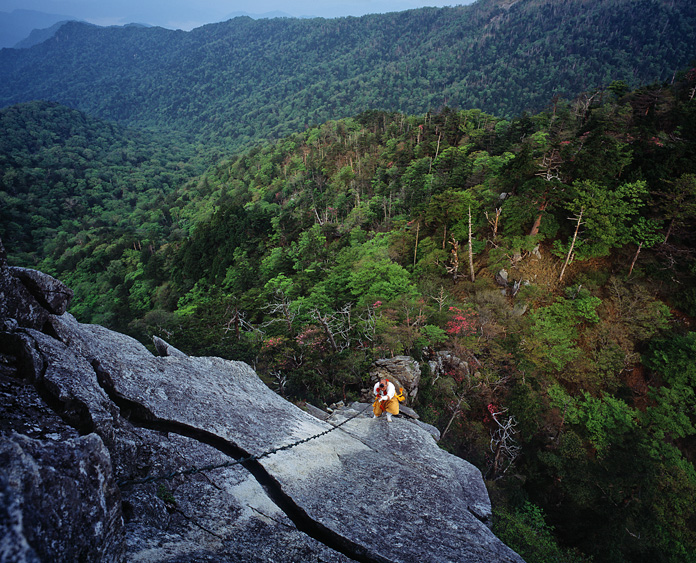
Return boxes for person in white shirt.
[373,378,399,421]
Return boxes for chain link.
[117,403,372,489]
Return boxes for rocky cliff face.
[0,240,524,563]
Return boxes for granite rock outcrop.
[0,239,524,563]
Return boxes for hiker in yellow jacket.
[373,378,399,421]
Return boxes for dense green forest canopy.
[1,0,695,151]
[0,101,219,263]
[2,67,696,562]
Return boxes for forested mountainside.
[3,69,696,561]
[0,101,215,261]
[1,0,695,151]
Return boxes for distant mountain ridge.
[1,0,694,151]
[224,10,306,19]
[13,20,75,49]
[0,9,79,48]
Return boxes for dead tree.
[441,394,469,441]
[488,407,521,480]
[224,306,261,338]
[536,149,563,182]
[628,242,642,278]
[429,285,448,312]
[262,291,298,336]
[485,208,501,242]
[529,149,564,237]
[312,304,353,352]
[445,238,460,282]
[357,304,379,348]
[573,90,600,121]
[559,207,584,282]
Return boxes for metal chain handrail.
[117,403,372,489]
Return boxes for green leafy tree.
[494,502,590,563]
[555,179,649,260]
[522,299,582,375]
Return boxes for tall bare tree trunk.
[628,242,642,277]
[448,238,460,282]
[441,394,467,441]
[429,133,442,173]
[664,217,675,243]
[314,309,338,352]
[559,208,583,282]
[468,205,475,282]
[486,208,501,241]
[529,200,548,237]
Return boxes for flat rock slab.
[119,427,354,563]
[49,313,523,563]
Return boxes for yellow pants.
[373,396,399,417]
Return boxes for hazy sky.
[2,0,472,30]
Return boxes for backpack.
[395,387,406,402]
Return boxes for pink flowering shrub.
[446,306,478,337]
[294,326,327,352]
[261,335,288,351]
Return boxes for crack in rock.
[95,368,393,563]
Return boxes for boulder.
[370,356,421,399]
[0,240,72,328]
[152,335,188,358]
[0,432,124,563]
[8,267,73,315]
[512,303,529,317]
[49,314,521,562]
[0,266,49,331]
[429,350,471,384]
[495,269,509,287]
[1,323,354,563]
